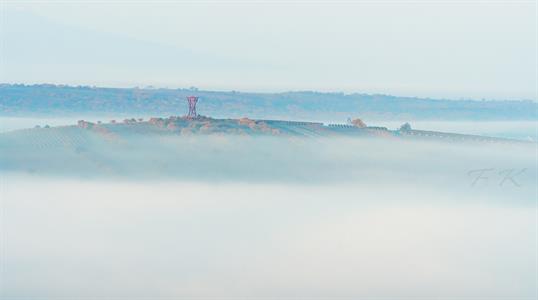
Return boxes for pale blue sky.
[1,0,536,100]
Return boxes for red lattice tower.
[186,96,199,118]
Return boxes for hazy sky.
[1,0,536,100]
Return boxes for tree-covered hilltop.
[1,84,536,120]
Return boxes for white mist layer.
[1,119,536,297]
[1,178,536,297]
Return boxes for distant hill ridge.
[1,84,536,120]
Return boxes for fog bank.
[2,178,536,298]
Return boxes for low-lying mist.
[2,177,536,297]
[1,133,536,186]
[1,125,536,297]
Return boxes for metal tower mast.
[186,96,199,118]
